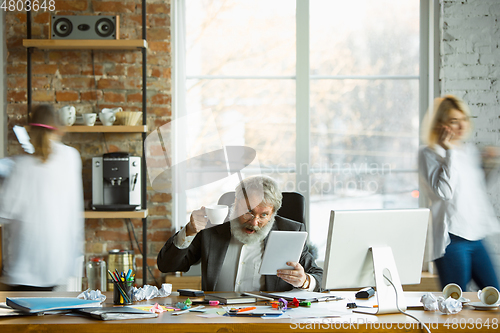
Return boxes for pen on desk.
[236,306,256,313]
[172,305,204,315]
[241,292,275,301]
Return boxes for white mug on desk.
[478,286,500,305]
[99,112,116,126]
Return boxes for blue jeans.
[434,234,499,290]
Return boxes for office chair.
[217,191,306,226]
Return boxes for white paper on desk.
[0,306,25,317]
[281,306,347,319]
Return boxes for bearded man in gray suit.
[157,175,322,292]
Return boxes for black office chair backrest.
[217,191,306,226]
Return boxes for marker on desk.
[229,306,256,313]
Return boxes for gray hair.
[234,175,282,214]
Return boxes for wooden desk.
[0,291,498,332]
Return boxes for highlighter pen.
[125,268,132,281]
[234,306,256,313]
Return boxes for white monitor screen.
[321,208,429,291]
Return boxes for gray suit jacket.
[157,216,323,291]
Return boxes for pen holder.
[113,280,133,305]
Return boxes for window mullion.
[296,0,310,231]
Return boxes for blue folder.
[6,297,102,313]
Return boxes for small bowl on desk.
[115,111,142,126]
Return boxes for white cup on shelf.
[99,112,116,126]
[82,113,97,126]
[58,105,76,126]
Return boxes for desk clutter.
[1,286,499,323]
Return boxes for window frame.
[171,1,438,270]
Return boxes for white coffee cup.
[443,283,462,300]
[58,105,76,126]
[99,112,116,126]
[82,113,97,126]
[205,205,229,225]
[478,286,500,305]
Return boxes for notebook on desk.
[204,292,257,304]
[75,307,158,320]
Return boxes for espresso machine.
[92,152,141,211]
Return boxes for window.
[173,0,423,262]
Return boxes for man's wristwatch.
[300,274,311,289]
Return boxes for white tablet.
[259,230,308,275]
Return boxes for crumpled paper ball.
[437,296,462,314]
[132,285,159,301]
[77,289,106,302]
[421,293,462,314]
[158,283,172,297]
[420,292,439,311]
[131,284,173,302]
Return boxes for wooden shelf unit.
[84,209,148,219]
[23,39,147,50]
[24,3,150,284]
[64,125,147,133]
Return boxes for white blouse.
[418,143,500,261]
[0,141,84,287]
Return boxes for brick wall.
[5,0,173,287]
[440,0,500,276]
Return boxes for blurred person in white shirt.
[419,95,500,291]
[0,104,84,291]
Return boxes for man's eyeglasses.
[242,211,272,223]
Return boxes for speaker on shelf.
[50,15,120,40]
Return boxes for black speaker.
[51,15,119,40]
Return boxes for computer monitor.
[321,208,430,315]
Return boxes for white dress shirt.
[419,144,500,261]
[0,141,84,287]
[174,226,316,291]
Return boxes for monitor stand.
[353,246,406,315]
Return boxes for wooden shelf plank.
[23,39,147,50]
[84,209,148,219]
[64,125,147,133]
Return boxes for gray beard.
[229,210,275,245]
